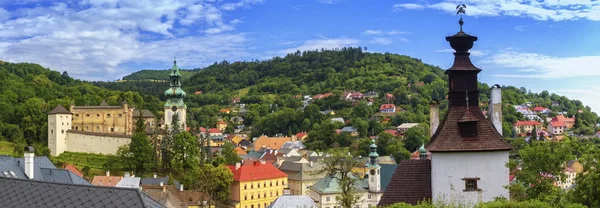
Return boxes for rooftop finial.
[174,56,177,65]
[456,4,466,32]
[465,90,469,109]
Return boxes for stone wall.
[65,130,131,155]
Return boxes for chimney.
[160,181,164,187]
[180,184,184,192]
[106,170,110,176]
[24,146,35,179]
[153,173,157,178]
[162,183,166,193]
[124,172,130,178]
[235,162,241,170]
[309,161,313,167]
[429,100,440,137]
[489,84,503,136]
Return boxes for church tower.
[48,105,72,156]
[163,59,187,130]
[427,9,512,205]
[367,139,381,193]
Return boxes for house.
[0,177,164,208]
[396,123,419,134]
[0,147,90,185]
[385,93,394,101]
[210,135,226,147]
[227,161,288,208]
[313,93,333,99]
[308,140,383,208]
[384,129,401,137]
[228,134,249,145]
[92,171,123,187]
[367,98,374,106]
[319,110,336,116]
[278,159,326,195]
[281,141,306,150]
[556,167,577,190]
[342,91,364,100]
[230,116,245,124]
[217,121,228,131]
[141,173,181,188]
[331,117,345,123]
[380,104,396,113]
[141,184,211,208]
[567,160,583,174]
[552,101,559,106]
[267,195,317,208]
[513,105,535,116]
[340,126,358,136]
[116,173,141,189]
[548,120,566,135]
[209,128,223,136]
[364,91,378,98]
[552,115,576,129]
[253,135,294,151]
[232,97,241,104]
[532,106,551,114]
[295,132,308,141]
[512,120,543,137]
[63,164,84,178]
[220,108,231,114]
[234,147,248,155]
[379,25,511,206]
[195,91,203,95]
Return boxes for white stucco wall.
[66,132,131,155]
[431,151,509,206]
[48,114,72,156]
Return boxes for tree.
[403,124,429,152]
[12,136,26,156]
[183,164,234,207]
[507,141,573,204]
[129,114,154,175]
[353,118,369,137]
[172,131,199,172]
[220,142,242,165]
[571,147,600,207]
[161,124,173,170]
[318,147,362,208]
[117,144,134,171]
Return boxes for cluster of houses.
[511,103,577,140]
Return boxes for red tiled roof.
[64,164,84,177]
[380,104,396,110]
[217,121,227,125]
[378,160,431,206]
[427,107,512,152]
[209,128,222,133]
[227,161,287,182]
[295,132,308,139]
[550,121,566,127]
[253,136,292,151]
[384,129,399,136]
[513,120,542,126]
[91,176,123,187]
[533,106,548,112]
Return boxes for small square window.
[107,114,111,118]
[463,177,480,192]
[75,114,79,117]
[86,114,90,117]
[97,114,100,117]
[61,130,64,134]
[118,114,122,118]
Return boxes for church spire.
[369,139,379,166]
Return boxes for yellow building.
[217,121,228,131]
[70,100,155,135]
[227,161,288,208]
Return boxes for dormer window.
[459,121,478,137]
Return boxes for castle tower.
[427,11,512,205]
[163,59,187,130]
[367,139,381,193]
[48,105,72,156]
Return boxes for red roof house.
[380,104,396,113]
[227,161,287,181]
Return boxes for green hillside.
[122,69,199,81]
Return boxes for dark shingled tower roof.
[426,14,512,152]
[378,160,431,206]
[48,105,71,115]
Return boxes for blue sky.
[2,0,600,111]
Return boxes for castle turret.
[163,59,187,130]
[48,105,72,156]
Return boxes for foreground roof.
[267,195,317,208]
[378,160,431,206]
[0,156,89,185]
[427,107,512,152]
[0,177,164,208]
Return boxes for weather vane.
[456,4,466,31]
[465,90,469,110]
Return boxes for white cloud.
[393,3,425,11]
[0,0,259,81]
[514,25,528,31]
[486,49,600,78]
[388,30,409,35]
[362,30,382,35]
[318,0,343,4]
[435,49,487,57]
[370,37,393,45]
[551,88,600,114]
[221,0,265,11]
[394,0,600,21]
[278,38,359,55]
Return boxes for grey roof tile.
[0,177,164,208]
[267,195,317,208]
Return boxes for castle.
[48,60,186,156]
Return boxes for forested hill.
[122,68,200,81]
[0,62,163,151]
[110,47,599,138]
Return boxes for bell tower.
[163,59,187,130]
[367,139,381,193]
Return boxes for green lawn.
[0,140,16,156]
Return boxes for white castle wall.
[65,130,131,155]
